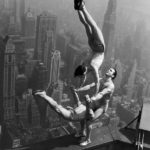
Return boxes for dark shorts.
[70,109,81,121]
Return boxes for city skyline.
[0,0,150,149]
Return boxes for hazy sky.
[25,0,150,32]
[25,0,109,36]
[24,0,150,71]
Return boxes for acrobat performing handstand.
[74,0,105,94]
[33,67,117,146]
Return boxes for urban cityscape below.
[0,0,150,150]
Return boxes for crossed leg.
[78,4,105,46]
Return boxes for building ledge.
[4,126,150,150]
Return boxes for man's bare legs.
[80,5,105,45]
[34,91,73,120]
[76,1,105,94]
[77,11,92,40]
[80,95,104,146]
[80,108,104,146]
[70,87,87,137]
[34,90,88,122]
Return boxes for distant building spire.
[102,0,117,59]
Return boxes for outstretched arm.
[91,86,113,101]
[75,82,95,92]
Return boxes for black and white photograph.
[0,0,150,150]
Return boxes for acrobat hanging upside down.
[74,0,105,95]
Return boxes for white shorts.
[90,52,104,69]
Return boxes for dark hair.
[112,68,117,80]
[74,65,87,77]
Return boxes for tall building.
[0,37,6,126]
[30,62,48,127]
[15,0,25,32]
[65,44,81,80]
[126,60,137,100]
[5,0,25,32]
[25,60,39,79]
[23,8,35,37]
[30,94,40,127]
[8,15,17,35]
[16,95,28,127]
[0,0,5,10]
[0,37,16,124]
[44,30,54,68]
[46,85,62,128]
[30,62,48,91]
[49,50,60,85]
[102,0,117,59]
[34,11,57,63]
[5,0,16,14]
[56,33,70,60]
[16,89,40,128]
[13,39,25,64]
[3,38,16,121]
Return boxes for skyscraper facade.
[0,0,5,10]
[0,37,6,125]
[30,62,48,91]
[34,12,57,63]
[15,0,25,32]
[49,50,60,85]
[29,62,48,127]
[44,30,54,68]
[5,0,25,32]
[65,44,81,80]
[102,0,117,58]
[0,38,16,122]
[23,9,35,37]
[3,38,16,121]
[5,0,16,14]
[22,8,36,49]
